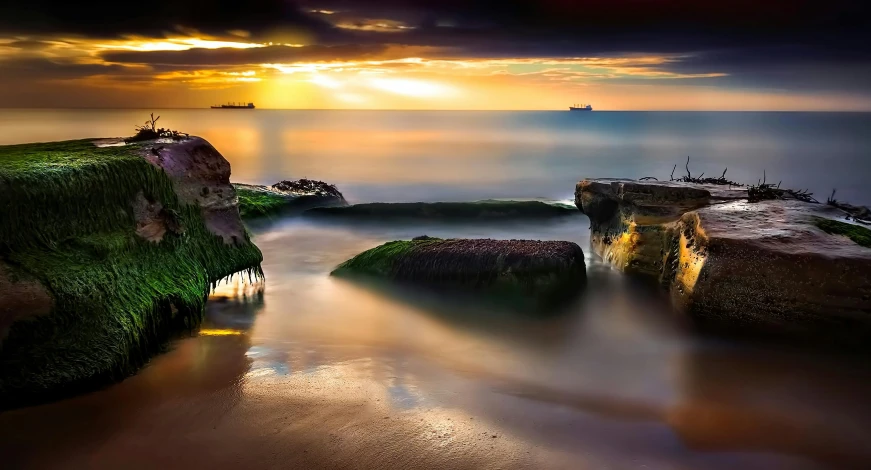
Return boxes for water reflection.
[2,215,870,468]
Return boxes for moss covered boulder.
[333,238,586,309]
[235,179,346,219]
[306,200,578,221]
[0,136,262,407]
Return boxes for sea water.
[1,110,870,469]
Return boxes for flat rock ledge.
[234,179,346,218]
[575,178,871,345]
[332,238,586,310]
[305,200,578,221]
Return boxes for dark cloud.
[0,0,332,38]
[2,0,870,93]
[0,58,137,80]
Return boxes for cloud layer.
[1,0,870,108]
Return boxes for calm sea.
[2,109,871,469]
[2,109,870,205]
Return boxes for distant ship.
[569,104,593,111]
[211,102,255,109]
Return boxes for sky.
[1,0,870,110]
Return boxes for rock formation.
[0,136,262,407]
[234,179,347,218]
[575,179,871,345]
[305,200,579,221]
[333,238,586,310]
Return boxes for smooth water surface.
[1,110,871,469]
[2,217,871,469]
[2,109,870,205]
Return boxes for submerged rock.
[332,238,586,309]
[305,200,578,221]
[575,178,871,344]
[0,136,262,407]
[234,179,346,218]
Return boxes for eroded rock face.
[0,261,53,342]
[576,178,871,344]
[132,191,183,242]
[138,137,245,244]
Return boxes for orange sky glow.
[2,34,870,111]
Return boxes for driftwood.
[669,156,742,186]
[827,189,871,224]
[125,113,189,143]
[747,170,818,203]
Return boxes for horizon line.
[1,107,870,113]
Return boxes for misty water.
[2,110,871,469]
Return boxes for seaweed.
[813,217,871,248]
[0,139,262,407]
[233,179,346,219]
[235,186,289,218]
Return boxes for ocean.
[1,109,870,469]
[2,109,870,205]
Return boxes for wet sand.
[2,218,870,469]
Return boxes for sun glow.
[94,37,266,52]
[366,77,458,98]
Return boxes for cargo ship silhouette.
[211,102,255,109]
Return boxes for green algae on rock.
[235,179,346,219]
[0,137,263,408]
[332,238,586,310]
[306,200,578,221]
[813,217,871,248]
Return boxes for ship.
[569,104,593,111]
[211,102,255,109]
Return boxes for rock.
[305,200,578,221]
[234,179,347,219]
[575,178,871,344]
[132,191,183,242]
[0,136,262,408]
[0,262,53,342]
[332,238,586,309]
[139,136,244,245]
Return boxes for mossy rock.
[0,138,262,408]
[235,180,346,219]
[332,238,586,310]
[235,185,291,218]
[307,200,578,221]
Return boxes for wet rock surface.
[333,238,586,310]
[305,200,578,221]
[234,179,347,218]
[576,178,871,345]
